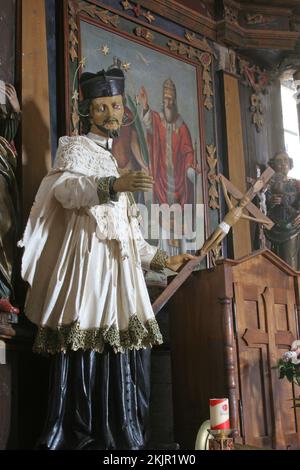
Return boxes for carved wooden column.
[262,287,286,449]
[21,0,52,220]
[219,296,239,438]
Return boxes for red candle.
[209,398,230,430]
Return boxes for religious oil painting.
[64,0,212,282]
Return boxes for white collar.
[86,132,113,150]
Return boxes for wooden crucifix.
[152,166,275,315]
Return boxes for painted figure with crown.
[19,67,194,450]
[140,79,200,256]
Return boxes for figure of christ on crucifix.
[152,167,275,315]
[200,173,274,257]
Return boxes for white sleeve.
[138,239,159,271]
[53,172,100,210]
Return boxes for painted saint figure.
[139,79,200,255]
[20,68,194,450]
[140,79,195,207]
[265,151,300,270]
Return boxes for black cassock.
[37,347,151,450]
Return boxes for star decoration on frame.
[121,61,131,72]
[101,44,110,56]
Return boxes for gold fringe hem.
[33,314,163,355]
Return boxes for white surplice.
[19,134,164,354]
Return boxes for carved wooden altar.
[169,249,300,449]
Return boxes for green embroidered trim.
[150,249,168,272]
[108,176,119,201]
[33,314,163,355]
[97,176,119,204]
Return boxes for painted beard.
[163,103,177,123]
[94,118,121,138]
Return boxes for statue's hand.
[270,195,282,205]
[5,83,21,113]
[113,170,154,193]
[293,214,300,227]
[166,253,197,272]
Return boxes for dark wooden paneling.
[169,264,230,449]
[0,362,11,449]
[0,335,50,449]
[0,0,16,83]
[169,250,300,449]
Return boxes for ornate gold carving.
[68,2,119,63]
[250,93,264,132]
[78,2,120,28]
[68,0,80,135]
[238,58,270,93]
[167,39,193,57]
[71,57,86,136]
[68,0,78,62]
[71,90,80,136]
[245,13,264,25]
[185,31,215,56]
[144,11,155,23]
[206,145,219,210]
[245,13,276,25]
[120,1,155,23]
[224,4,239,25]
[121,0,132,10]
[134,26,154,42]
[167,40,214,110]
[237,57,270,133]
[199,53,214,110]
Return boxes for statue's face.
[89,95,124,137]
[273,153,290,176]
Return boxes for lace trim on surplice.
[33,314,163,355]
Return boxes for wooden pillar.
[21,0,51,220]
[220,296,239,439]
[222,72,252,259]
